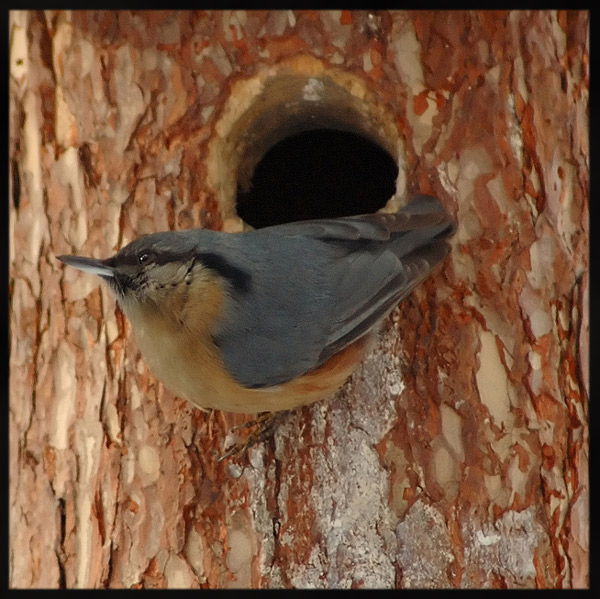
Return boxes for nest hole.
[236,128,398,229]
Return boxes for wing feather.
[214,195,455,388]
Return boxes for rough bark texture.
[9,10,588,589]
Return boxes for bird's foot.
[218,411,281,462]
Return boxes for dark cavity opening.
[236,128,399,229]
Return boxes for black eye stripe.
[115,247,251,294]
[196,253,252,294]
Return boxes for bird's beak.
[57,255,115,279]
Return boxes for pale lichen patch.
[476,330,513,429]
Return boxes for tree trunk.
[9,10,588,588]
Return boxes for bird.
[57,195,455,415]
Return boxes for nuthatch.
[58,195,455,414]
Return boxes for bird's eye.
[138,252,151,265]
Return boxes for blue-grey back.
[195,196,455,388]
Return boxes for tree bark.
[9,10,588,588]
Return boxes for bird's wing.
[214,196,455,389]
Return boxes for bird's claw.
[218,411,279,462]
